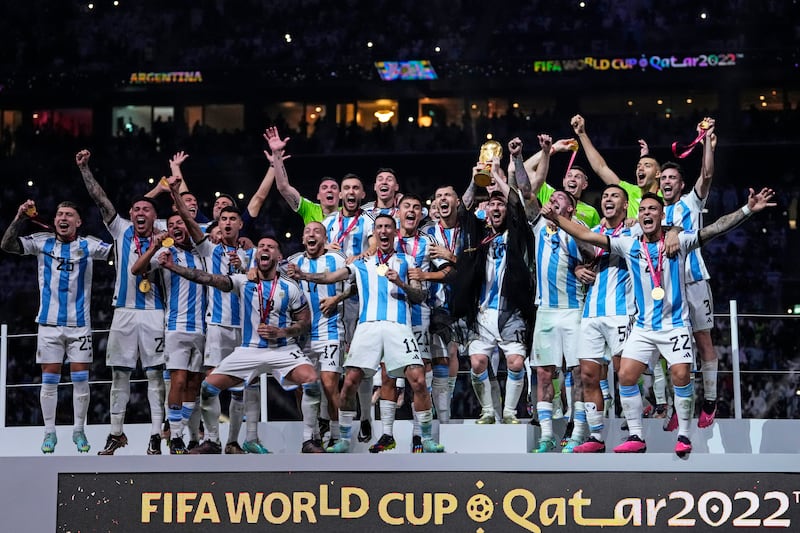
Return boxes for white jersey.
[609,231,700,331]
[322,210,374,258]
[533,217,586,309]
[421,221,460,310]
[106,215,166,310]
[479,231,508,311]
[150,246,207,333]
[396,231,446,326]
[230,274,308,349]
[287,250,348,342]
[664,189,710,282]
[346,253,415,325]
[583,223,636,319]
[20,232,112,327]
[197,238,254,327]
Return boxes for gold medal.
[376,264,389,276]
[25,207,38,217]
[699,120,710,130]
[545,225,557,235]
[161,237,174,248]
[139,279,151,293]
[160,177,169,187]
[651,287,665,300]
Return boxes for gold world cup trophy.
[473,140,503,187]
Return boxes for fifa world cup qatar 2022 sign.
[533,53,742,73]
[58,470,800,532]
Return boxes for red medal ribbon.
[564,144,579,178]
[641,235,664,292]
[671,126,709,159]
[336,210,362,244]
[595,220,625,258]
[256,277,279,324]
[398,234,420,263]
[439,222,459,254]
[376,249,395,266]
[481,231,501,246]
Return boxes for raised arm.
[264,126,301,211]
[167,176,205,243]
[462,170,479,210]
[76,149,116,224]
[520,137,574,187]
[131,231,168,275]
[1,200,35,254]
[168,151,191,194]
[530,134,552,196]
[541,201,610,250]
[698,187,775,245]
[694,117,716,200]
[158,249,234,291]
[571,115,621,186]
[247,165,276,218]
[508,137,532,200]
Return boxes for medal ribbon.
[398,234,419,263]
[224,244,238,274]
[641,235,664,292]
[256,278,279,324]
[376,249,395,266]
[336,210,362,244]
[671,125,709,159]
[595,220,625,258]
[564,142,580,178]
[481,231,500,246]
[439,223,459,253]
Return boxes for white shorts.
[687,280,714,332]
[36,325,93,364]
[347,321,422,379]
[106,308,165,368]
[622,326,695,368]
[204,324,242,367]
[578,315,631,364]
[531,308,581,368]
[412,324,431,361]
[164,331,205,373]
[302,339,344,374]
[212,344,311,387]
[468,308,526,358]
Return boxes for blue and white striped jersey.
[106,215,166,310]
[150,247,207,333]
[21,232,112,327]
[533,217,586,309]
[231,274,308,349]
[583,223,635,319]
[609,231,700,331]
[395,232,446,326]
[287,250,348,342]
[197,238,254,327]
[421,221,460,310]
[346,253,415,325]
[322,211,374,259]
[479,231,508,311]
[664,189,710,282]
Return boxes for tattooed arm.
[158,249,233,291]
[75,150,117,224]
[1,201,36,254]
[287,264,351,285]
[699,187,775,245]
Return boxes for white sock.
[245,385,260,442]
[503,369,525,418]
[571,401,587,442]
[339,410,356,442]
[200,382,221,443]
[109,369,131,435]
[674,383,694,438]
[227,388,244,444]
[71,370,90,432]
[619,384,644,438]
[40,372,59,433]
[585,401,604,441]
[379,399,397,436]
[145,368,165,436]
[432,365,450,424]
[301,383,322,441]
[470,370,493,417]
[653,361,668,405]
[701,359,718,401]
[537,401,553,440]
